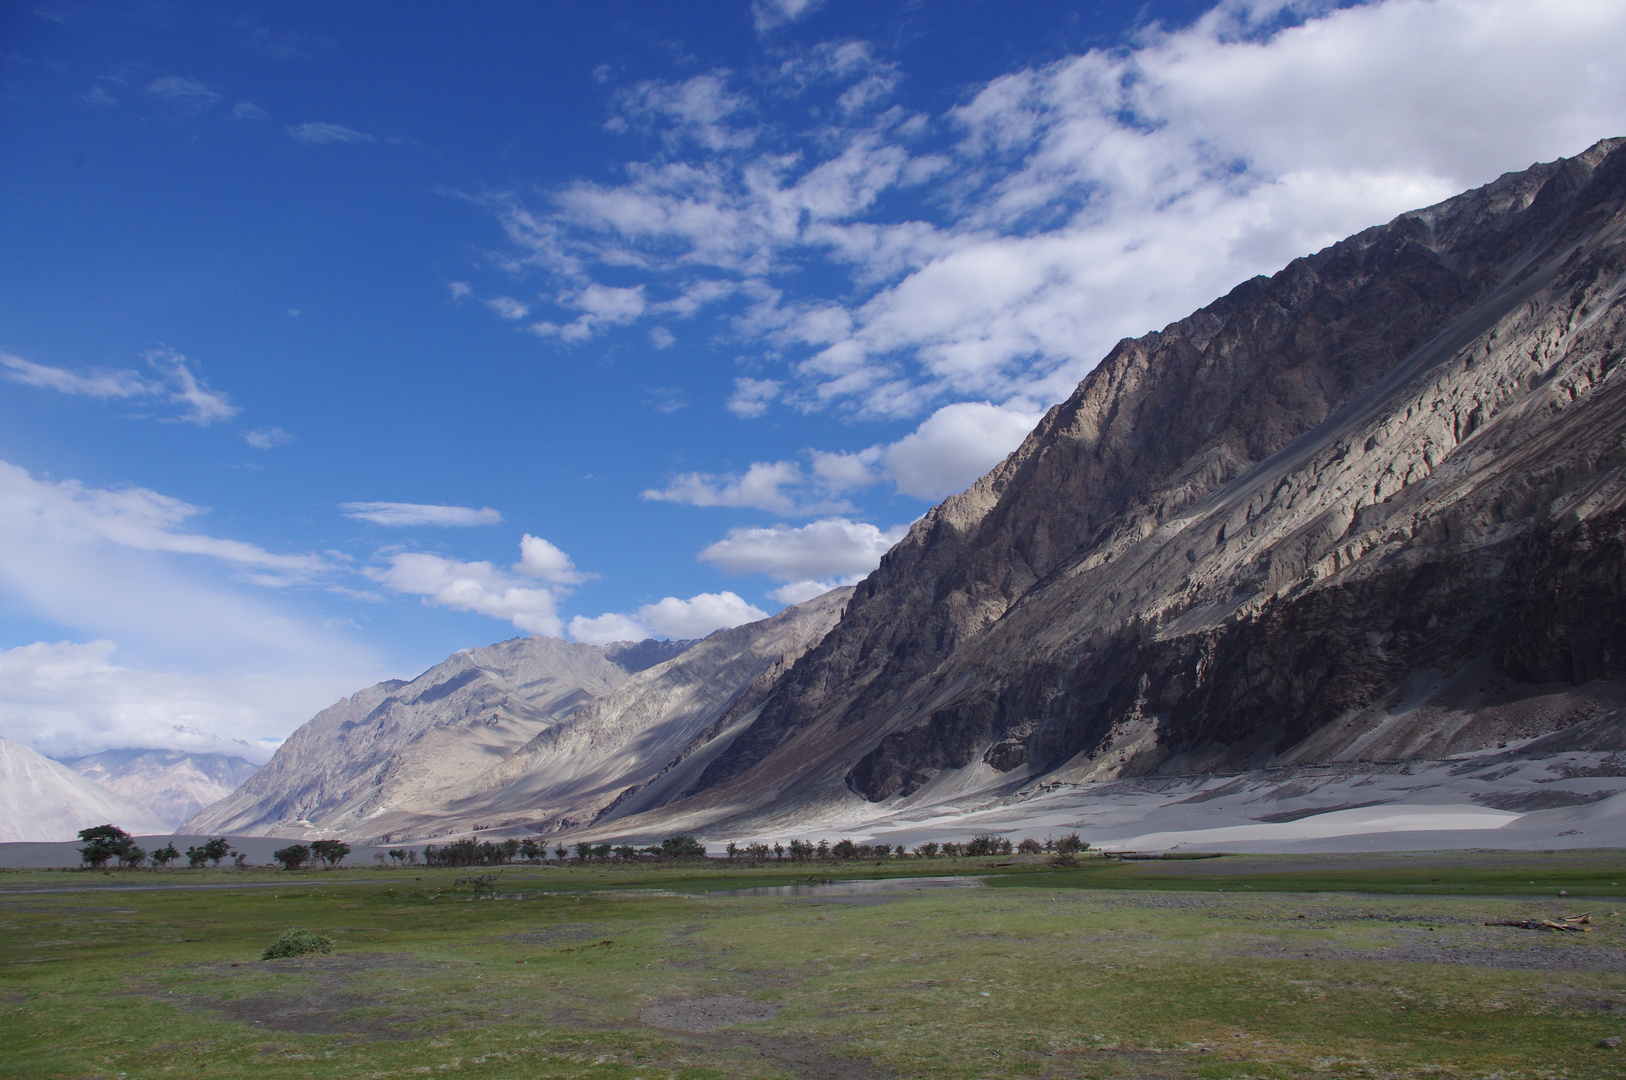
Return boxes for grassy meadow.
[3,852,1624,1080]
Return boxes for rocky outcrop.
[66,749,260,829]
[0,737,168,842]
[588,138,1626,839]
[180,635,690,838]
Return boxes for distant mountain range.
[64,749,261,830]
[150,137,1626,850]
[0,738,168,842]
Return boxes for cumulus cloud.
[479,0,1626,421]
[367,551,564,635]
[340,502,503,527]
[486,296,530,320]
[568,591,768,645]
[727,377,781,418]
[287,121,375,145]
[364,534,586,634]
[515,534,586,584]
[643,458,832,513]
[882,401,1042,499]
[698,517,908,603]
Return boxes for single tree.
[573,840,592,863]
[188,837,233,867]
[659,835,706,858]
[831,839,858,860]
[613,843,639,860]
[150,842,180,868]
[77,824,134,870]
[554,844,569,862]
[519,838,542,862]
[272,843,311,870]
[915,842,940,858]
[310,839,350,868]
[117,842,147,868]
[1016,838,1042,854]
[1054,833,1088,854]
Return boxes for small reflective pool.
[705,874,985,899]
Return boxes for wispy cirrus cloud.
[145,75,220,109]
[3,348,240,426]
[340,502,503,527]
[286,121,375,145]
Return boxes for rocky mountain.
[179,634,700,839]
[64,749,260,830]
[0,737,169,842]
[188,140,1626,851]
[570,137,1626,842]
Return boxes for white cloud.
[752,0,825,33]
[145,75,219,108]
[648,325,676,349]
[767,579,844,605]
[364,534,586,634]
[340,502,503,527]
[287,121,375,145]
[231,101,270,121]
[2,353,153,399]
[0,461,326,584]
[515,534,586,584]
[809,447,880,493]
[448,281,472,299]
[486,296,530,320]
[244,426,293,449]
[143,348,241,426]
[480,0,1626,420]
[0,465,379,754]
[727,377,781,418]
[566,611,650,646]
[366,551,564,636]
[568,591,768,645]
[882,401,1041,499]
[698,517,908,584]
[0,640,320,762]
[642,460,814,515]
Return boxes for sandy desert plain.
[2,851,1625,1080]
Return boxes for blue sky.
[3,0,1624,759]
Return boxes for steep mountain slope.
[65,749,260,829]
[327,588,852,842]
[181,636,689,838]
[587,138,1626,840]
[0,738,168,842]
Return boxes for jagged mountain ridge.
[0,737,169,842]
[66,749,260,829]
[575,138,1626,840]
[181,635,691,837]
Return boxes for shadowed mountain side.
[571,138,1626,842]
[335,588,852,842]
[180,636,691,838]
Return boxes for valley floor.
[3,855,1625,1080]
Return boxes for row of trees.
[76,826,239,869]
[416,834,707,867]
[271,840,351,870]
[725,833,1090,862]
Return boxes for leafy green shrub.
[260,929,334,960]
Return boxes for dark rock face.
[662,138,1626,820]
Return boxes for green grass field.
[3,852,1624,1080]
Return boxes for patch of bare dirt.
[509,922,613,946]
[641,995,778,1032]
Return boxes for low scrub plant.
[260,928,334,960]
